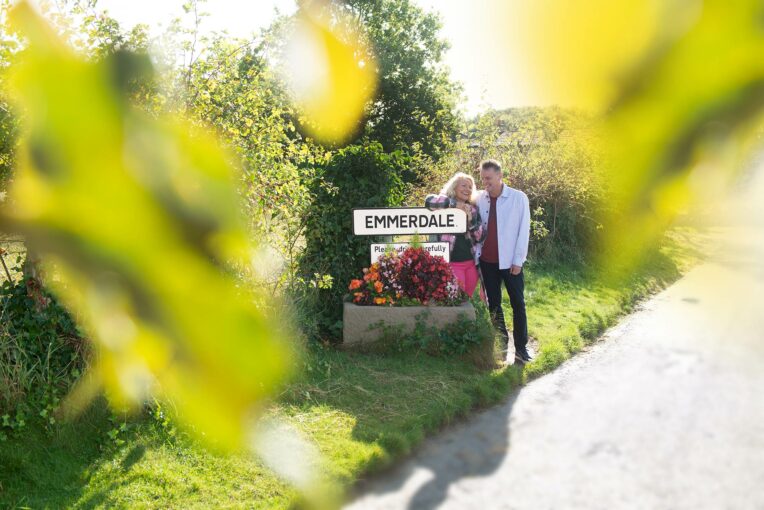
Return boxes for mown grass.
[0,228,707,509]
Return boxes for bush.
[0,258,85,437]
[299,142,409,340]
[362,297,496,369]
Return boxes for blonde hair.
[440,172,477,204]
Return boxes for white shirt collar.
[486,183,508,200]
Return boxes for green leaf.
[2,2,296,451]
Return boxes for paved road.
[345,230,764,510]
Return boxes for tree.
[300,142,408,338]
[0,0,19,190]
[268,0,462,165]
[176,35,322,285]
[343,0,462,162]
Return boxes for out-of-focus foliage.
[508,0,764,268]
[277,1,378,145]
[1,0,151,192]
[1,2,294,451]
[412,107,605,263]
[511,0,662,111]
[168,29,323,287]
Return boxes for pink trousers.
[450,260,480,298]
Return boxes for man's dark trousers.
[479,261,528,351]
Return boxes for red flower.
[347,247,467,306]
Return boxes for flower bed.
[343,247,473,345]
[347,246,467,306]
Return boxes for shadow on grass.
[348,365,523,510]
[0,399,151,509]
[0,401,105,508]
[120,443,147,472]
[279,341,525,508]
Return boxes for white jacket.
[475,184,530,269]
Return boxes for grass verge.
[0,228,706,508]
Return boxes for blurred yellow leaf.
[1,2,295,451]
[279,1,377,145]
[508,0,764,268]
[510,0,664,110]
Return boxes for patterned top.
[424,194,487,264]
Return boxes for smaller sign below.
[370,242,450,263]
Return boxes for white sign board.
[353,208,467,236]
[370,242,450,263]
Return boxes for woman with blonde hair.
[425,172,486,297]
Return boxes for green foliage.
[0,100,15,189]
[105,412,131,448]
[342,0,462,161]
[360,297,496,369]
[0,1,19,191]
[284,272,336,345]
[300,143,408,339]
[178,37,323,286]
[0,256,84,439]
[148,397,180,443]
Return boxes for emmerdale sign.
[352,208,467,236]
[352,207,467,262]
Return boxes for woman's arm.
[424,194,456,210]
[468,206,487,243]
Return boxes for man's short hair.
[479,159,502,173]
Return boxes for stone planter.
[342,301,475,346]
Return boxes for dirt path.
[345,231,764,510]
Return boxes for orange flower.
[374,281,383,293]
[349,279,363,290]
[373,297,386,305]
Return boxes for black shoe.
[514,347,533,363]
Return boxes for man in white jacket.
[475,160,531,363]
